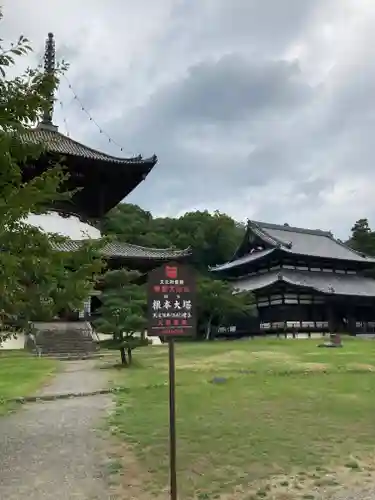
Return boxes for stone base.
[30,321,99,359]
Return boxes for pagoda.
[27,32,190,279]
[24,32,157,223]
[2,33,191,355]
[211,220,375,336]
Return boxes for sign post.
[147,262,196,500]
[168,337,177,500]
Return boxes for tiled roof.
[210,249,275,272]
[52,239,191,259]
[22,126,157,166]
[211,220,375,273]
[247,220,375,263]
[234,269,375,297]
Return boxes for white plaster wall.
[0,214,100,350]
[1,331,161,350]
[26,213,101,240]
[1,334,25,350]
[95,332,162,345]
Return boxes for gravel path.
[331,487,375,500]
[0,360,114,499]
[37,359,109,397]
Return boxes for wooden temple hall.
[211,220,375,335]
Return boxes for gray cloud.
[146,56,313,123]
[168,0,324,60]
[3,0,375,240]
[114,55,317,209]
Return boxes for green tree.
[197,275,254,340]
[0,12,104,342]
[103,204,176,248]
[102,204,153,245]
[142,216,177,248]
[169,210,245,271]
[347,218,375,256]
[103,205,245,270]
[93,269,147,366]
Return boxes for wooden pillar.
[327,301,335,335]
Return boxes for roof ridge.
[27,127,157,164]
[327,234,371,259]
[249,220,292,249]
[252,219,332,237]
[67,238,191,254]
[109,240,191,253]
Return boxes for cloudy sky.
[2,0,375,240]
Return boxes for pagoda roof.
[24,126,157,167]
[21,125,158,219]
[19,32,158,219]
[234,269,375,297]
[211,220,375,272]
[52,239,191,260]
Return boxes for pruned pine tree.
[94,269,148,366]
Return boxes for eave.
[19,126,158,219]
[52,239,192,261]
[233,269,375,298]
[210,248,275,272]
[220,219,375,273]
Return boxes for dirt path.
[0,360,114,499]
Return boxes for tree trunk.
[205,315,213,341]
[120,347,127,365]
[127,347,132,365]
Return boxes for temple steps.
[40,352,100,360]
[30,321,100,360]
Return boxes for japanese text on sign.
[147,263,196,337]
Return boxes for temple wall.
[94,332,161,345]
[25,212,101,240]
[0,334,25,350]
[1,329,161,350]
[0,328,103,350]
[0,215,101,349]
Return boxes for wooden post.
[168,338,177,500]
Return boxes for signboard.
[147,262,196,337]
[147,262,196,500]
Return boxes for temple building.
[28,32,190,304]
[1,33,190,354]
[24,34,158,229]
[211,220,375,336]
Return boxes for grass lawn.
[107,338,375,500]
[0,351,59,415]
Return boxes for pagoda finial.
[39,32,58,131]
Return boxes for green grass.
[108,338,375,499]
[0,351,59,414]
